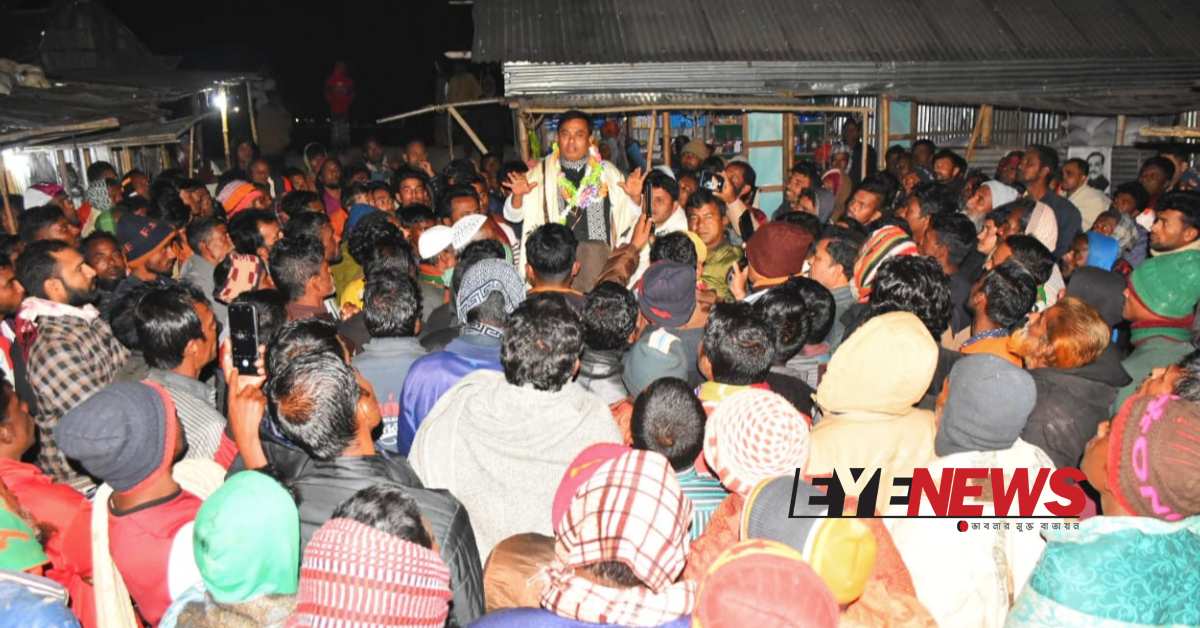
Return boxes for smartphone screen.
[228,303,259,376]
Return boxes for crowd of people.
[0,108,1198,627]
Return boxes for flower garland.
[552,142,607,219]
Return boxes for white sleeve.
[167,522,202,601]
[503,193,524,223]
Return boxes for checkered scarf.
[288,518,452,627]
[704,389,811,496]
[541,450,696,626]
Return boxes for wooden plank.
[0,117,119,147]
[377,98,507,124]
[246,81,259,144]
[0,153,15,234]
[1115,115,1128,146]
[448,106,488,155]
[661,111,671,169]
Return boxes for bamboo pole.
[862,110,870,182]
[376,98,507,124]
[965,106,988,163]
[878,96,890,170]
[979,105,994,146]
[1139,126,1200,139]
[245,81,259,144]
[646,111,658,170]
[448,106,488,155]
[661,111,671,169]
[517,111,530,162]
[0,153,15,235]
[187,125,196,178]
[1115,115,1128,145]
[219,87,231,171]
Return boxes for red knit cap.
[745,222,814,278]
[290,518,452,627]
[1108,393,1200,521]
[693,539,839,628]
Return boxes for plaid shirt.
[28,314,129,491]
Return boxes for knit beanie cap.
[851,225,917,302]
[116,213,176,265]
[681,138,711,161]
[217,180,265,218]
[745,222,813,278]
[637,261,696,328]
[292,518,452,627]
[693,539,839,628]
[704,389,811,496]
[55,380,178,493]
[455,258,526,325]
[193,470,300,603]
[1108,393,1200,521]
[1128,250,1200,319]
[935,354,1038,457]
[622,328,690,396]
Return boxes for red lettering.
[948,468,987,517]
[1045,468,1087,516]
[907,468,952,516]
[991,468,1050,517]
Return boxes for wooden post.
[1115,115,1128,146]
[55,150,70,189]
[448,106,488,155]
[783,112,794,172]
[965,105,988,163]
[646,111,658,170]
[862,110,871,182]
[159,145,169,172]
[878,96,891,170]
[516,111,530,162]
[910,102,918,143]
[187,125,196,178]
[245,81,259,144]
[219,87,231,171]
[0,153,15,235]
[661,111,671,169]
[979,105,994,147]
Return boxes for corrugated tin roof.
[474,0,1200,64]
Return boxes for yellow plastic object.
[805,518,877,605]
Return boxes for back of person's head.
[398,204,435,229]
[1157,190,1200,229]
[266,328,358,460]
[340,181,370,209]
[501,293,582,391]
[526,223,577,282]
[330,485,433,548]
[106,278,172,349]
[363,271,422,339]
[451,239,506,296]
[229,209,278,255]
[1113,180,1149,209]
[268,318,344,376]
[703,302,775,385]
[869,255,952,339]
[820,226,866,283]
[18,204,65,243]
[279,191,321,219]
[348,211,405,269]
[185,217,225,254]
[631,377,706,471]
[232,289,288,345]
[928,212,979,266]
[982,261,1038,329]
[1140,155,1176,181]
[87,160,116,182]
[910,181,957,217]
[133,282,207,369]
[151,196,191,229]
[269,236,324,302]
[1004,234,1054,284]
[1025,296,1109,369]
[753,280,830,363]
[15,239,68,300]
[283,210,331,243]
[786,277,836,345]
[582,282,637,351]
[650,231,699,267]
[1028,144,1060,177]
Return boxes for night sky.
[103,0,472,140]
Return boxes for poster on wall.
[1067,146,1112,194]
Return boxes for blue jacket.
[398,333,502,455]
[470,608,690,628]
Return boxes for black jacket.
[1023,345,1131,469]
[260,439,485,626]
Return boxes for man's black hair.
[1157,190,1200,230]
[452,239,506,296]
[395,168,430,189]
[501,293,582,391]
[582,282,637,351]
[18,205,65,244]
[727,160,757,193]
[232,289,288,345]
[283,210,331,243]
[267,345,358,461]
[267,318,344,377]
[185,217,225,254]
[365,180,393,198]
[498,160,529,184]
[15,240,69,300]
[349,211,407,268]
[820,226,866,282]
[1003,234,1054,285]
[932,149,967,176]
[982,261,1038,329]
[645,170,679,202]
[344,164,370,183]
[228,209,278,255]
[853,178,892,211]
[81,230,119,255]
[557,110,593,133]
[268,235,324,302]
[1112,180,1150,210]
[702,302,775,385]
[279,191,321,219]
[913,139,937,153]
[331,485,433,548]
[928,212,979,266]
[86,161,116,182]
[788,277,837,344]
[1027,144,1061,179]
[909,181,957,218]
[753,283,812,364]
[398,204,436,228]
[133,282,206,369]
[178,178,204,192]
[650,232,698,267]
[1173,350,1200,404]
[105,278,174,349]
[526,223,577,282]
[340,181,370,209]
[868,255,952,339]
[684,188,727,217]
[438,184,481,220]
[1063,157,1089,174]
[363,271,422,339]
[774,211,823,241]
[630,377,706,471]
[1140,155,1176,182]
[790,160,821,183]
